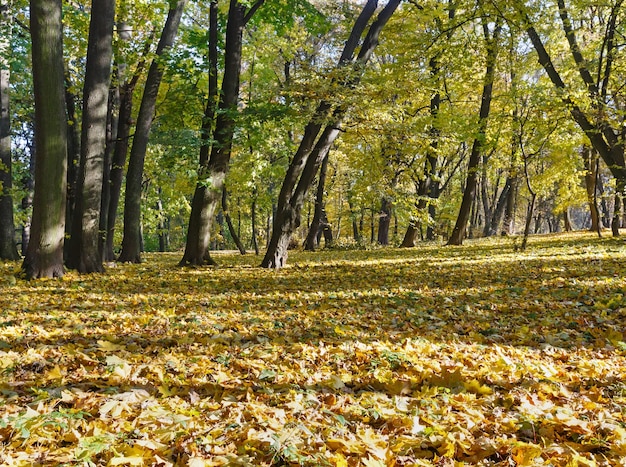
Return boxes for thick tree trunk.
[22,0,68,278]
[262,0,402,268]
[448,21,501,245]
[66,0,115,273]
[180,0,262,266]
[304,152,330,251]
[119,0,186,263]
[0,1,19,260]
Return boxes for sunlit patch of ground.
[0,231,625,466]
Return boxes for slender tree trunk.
[612,178,624,236]
[304,152,330,251]
[448,20,501,245]
[261,0,402,268]
[564,208,572,231]
[63,71,80,256]
[377,196,392,245]
[66,0,115,273]
[251,195,259,255]
[486,177,512,236]
[0,0,19,260]
[99,77,119,260]
[22,0,68,278]
[103,24,147,261]
[156,188,168,252]
[20,150,35,255]
[119,0,186,263]
[222,185,246,254]
[582,146,601,232]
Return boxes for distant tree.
[447,17,501,246]
[515,0,626,236]
[22,0,67,278]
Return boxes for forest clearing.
[1,231,625,466]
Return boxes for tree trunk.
[99,74,119,261]
[304,151,330,251]
[63,71,80,257]
[22,0,68,278]
[448,20,501,245]
[181,0,254,266]
[261,0,402,268]
[521,193,536,251]
[563,208,572,232]
[582,146,601,232]
[156,189,169,252]
[102,24,147,261]
[612,178,624,236]
[377,196,392,245]
[251,195,259,255]
[0,0,19,260]
[66,0,115,273]
[119,0,186,263]
[485,176,512,236]
[222,185,246,254]
[20,150,35,255]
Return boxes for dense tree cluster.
[0,0,624,276]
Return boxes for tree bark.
[261,0,402,268]
[251,195,259,255]
[119,0,186,263]
[22,0,68,278]
[582,146,601,232]
[20,149,35,255]
[98,75,119,260]
[63,71,80,257]
[304,152,331,251]
[448,20,501,245]
[0,0,19,260]
[491,178,512,235]
[66,0,115,273]
[222,185,246,254]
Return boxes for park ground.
[0,231,625,466]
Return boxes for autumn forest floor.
[1,231,626,466]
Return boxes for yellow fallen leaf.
[45,364,64,381]
[98,340,125,351]
[109,455,145,466]
[512,442,543,466]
